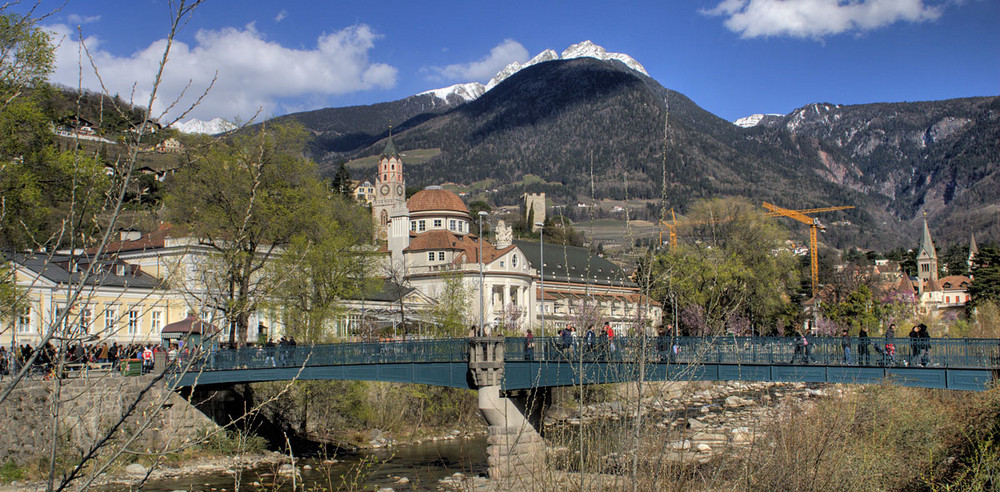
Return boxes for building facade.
[374,134,660,334]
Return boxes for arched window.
[380,210,389,227]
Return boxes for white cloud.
[66,14,101,25]
[703,0,944,39]
[44,23,397,121]
[274,10,287,22]
[426,39,528,82]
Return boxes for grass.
[0,461,25,483]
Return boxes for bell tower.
[916,215,938,284]
[372,129,407,240]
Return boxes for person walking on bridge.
[841,329,853,365]
[858,327,870,365]
[884,324,897,365]
[524,329,534,360]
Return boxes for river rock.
[125,463,148,477]
[396,477,410,484]
[724,396,746,408]
[732,427,753,442]
[667,440,691,450]
[697,443,712,452]
[687,418,707,429]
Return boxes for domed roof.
[408,186,470,215]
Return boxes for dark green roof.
[381,133,399,159]
[513,240,636,288]
[348,278,414,302]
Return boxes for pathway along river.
[127,437,487,491]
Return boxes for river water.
[135,436,488,491]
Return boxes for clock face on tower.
[380,184,390,196]
[395,184,404,196]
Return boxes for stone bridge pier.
[468,337,549,481]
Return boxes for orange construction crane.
[762,202,854,299]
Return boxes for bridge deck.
[170,337,999,391]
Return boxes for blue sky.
[21,0,1000,123]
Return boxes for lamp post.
[478,211,488,336]
[535,222,545,338]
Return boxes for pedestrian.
[0,346,8,379]
[885,324,897,365]
[605,322,616,356]
[524,329,534,361]
[917,323,931,366]
[656,327,669,362]
[264,338,277,367]
[585,325,596,356]
[908,325,920,365]
[858,327,870,365]
[141,345,153,373]
[791,330,805,363]
[841,329,853,365]
[560,325,574,357]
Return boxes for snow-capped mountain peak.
[428,41,648,101]
[560,40,648,76]
[420,82,486,103]
[485,49,559,91]
[733,113,784,128]
[172,117,236,135]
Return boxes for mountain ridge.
[268,56,997,249]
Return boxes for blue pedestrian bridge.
[170,336,999,392]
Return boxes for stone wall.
[0,376,217,466]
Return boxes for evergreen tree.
[331,162,352,196]
[968,246,1000,309]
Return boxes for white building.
[373,134,661,334]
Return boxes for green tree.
[0,12,55,109]
[165,122,330,346]
[426,272,471,337]
[648,197,799,335]
[968,246,1000,310]
[270,196,379,342]
[330,161,352,197]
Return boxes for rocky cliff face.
[744,97,1000,242]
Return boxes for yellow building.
[2,252,189,347]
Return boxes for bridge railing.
[505,336,1000,369]
[175,336,1000,373]
[194,338,472,371]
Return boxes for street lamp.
[478,211,489,336]
[535,222,545,338]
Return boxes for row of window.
[428,251,446,262]
[15,306,163,337]
[410,219,468,233]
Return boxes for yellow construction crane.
[762,202,854,299]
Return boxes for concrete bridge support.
[469,338,548,481]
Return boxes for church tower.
[372,131,407,240]
[968,232,979,272]
[916,216,938,284]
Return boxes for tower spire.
[381,125,399,159]
[968,232,979,271]
[916,213,938,284]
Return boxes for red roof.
[405,230,515,264]
[939,275,971,290]
[407,188,469,214]
[89,223,173,255]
